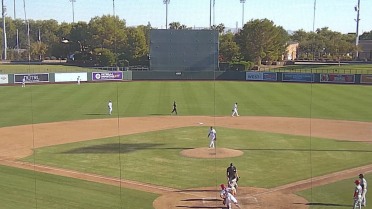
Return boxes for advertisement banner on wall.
[263,72,277,81]
[360,74,372,84]
[92,72,123,81]
[14,74,49,83]
[320,74,355,83]
[55,73,87,82]
[282,73,314,82]
[0,74,8,84]
[246,72,263,80]
[246,72,277,81]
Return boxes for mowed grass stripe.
[0,165,158,209]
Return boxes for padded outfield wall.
[149,29,219,71]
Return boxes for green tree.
[168,22,189,30]
[360,30,372,40]
[121,27,147,65]
[219,32,240,62]
[94,48,115,66]
[30,41,48,60]
[211,23,225,34]
[236,19,289,65]
[88,15,127,52]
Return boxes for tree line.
[1,15,371,67]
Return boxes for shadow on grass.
[177,189,219,193]
[181,198,220,202]
[238,148,372,153]
[62,143,165,154]
[84,113,108,116]
[176,206,221,208]
[305,202,351,207]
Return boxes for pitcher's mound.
[180,147,243,158]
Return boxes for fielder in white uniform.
[77,76,81,85]
[232,102,239,117]
[22,77,26,87]
[208,126,216,148]
[353,179,363,209]
[108,100,113,115]
[220,184,241,209]
[359,174,368,207]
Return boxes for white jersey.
[355,185,363,198]
[208,128,216,140]
[220,189,238,205]
[108,102,113,109]
[360,178,367,190]
[233,103,237,110]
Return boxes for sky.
[4,0,372,34]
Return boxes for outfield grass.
[297,173,371,209]
[0,165,158,209]
[1,81,372,127]
[22,126,372,189]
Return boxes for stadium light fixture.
[240,0,246,28]
[163,0,170,29]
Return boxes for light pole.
[355,0,361,59]
[312,0,316,32]
[2,0,7,60]
[70,0,76,23]
[213,0,215,26]
[163,0,170,29]
[240,0,246,28]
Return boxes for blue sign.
[282,73,313,82]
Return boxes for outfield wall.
[1,71,372,85]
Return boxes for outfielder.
[108,100,113,115]
[353,179,363,209]
[220,184,241,209]
[232,102,239,117]
[359,174,367,207]
[207,126,216,148]
[22,76,26,87]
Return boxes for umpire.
[226,163,239,182]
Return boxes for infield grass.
[1,81,372,127]
[22,126,372,189]
[0,165,158,209]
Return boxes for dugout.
[149,29,219,72]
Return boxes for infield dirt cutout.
[0,116,372,209]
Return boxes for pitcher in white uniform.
[207,126,216,148]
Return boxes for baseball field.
[0,73,371,208]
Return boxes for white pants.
[209,138,215,148]
[362,189,367,206]
[232,109,239,116]
[109,108,112,115]
[353,195,362,209]
[225,193,238,209]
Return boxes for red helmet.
[220,184,225,189]
[355,179,360,185]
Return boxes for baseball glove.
[214,137,217,141]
